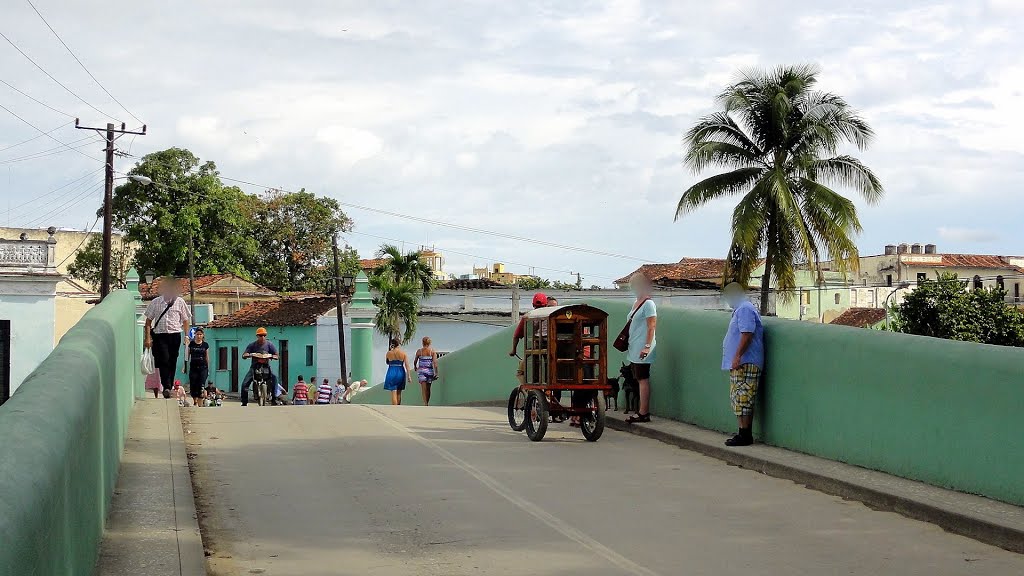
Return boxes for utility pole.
[75,119,146,300]
[511,282,520,324]
[332,235,348,386]
[189,233,196,315]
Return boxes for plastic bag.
[141,349,155,375]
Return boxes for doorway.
[230,346,239,392]
[0,320,9,406]
[279,340,289,390]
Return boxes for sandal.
[626,413,651,423]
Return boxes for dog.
[620,363,640,414]
[604,376,620,411]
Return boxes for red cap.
[532,293,548,307]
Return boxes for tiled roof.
[931,254,1024,272]
[206,296,341,328]
[437,278,505,290]
[830,307,888,328]
[140,274,276,300]
[615,257,727,288]
[359,258,389,270]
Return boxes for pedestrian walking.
[316,377,332,405]
[143,278,191,394]
[414,336,439,406]
[187,328,210,406]
[383,338,411,406]
[624,273,657,424]
[721,282,765,447]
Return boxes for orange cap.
[256,327,268,336]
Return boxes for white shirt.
[145,296,192,334]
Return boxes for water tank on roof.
[911,243,923,254]
[884,245,896,255]
[897,243,909,254]
[925,244,937,254]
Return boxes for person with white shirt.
[143,278,192,395]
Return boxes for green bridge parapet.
[356,298,1024,507]
[0,290,139,575]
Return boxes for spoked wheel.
[580,393,606,442]
[507,388,527,431]
[524,390,549,442]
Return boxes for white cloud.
[938,227,1001,244]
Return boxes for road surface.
[183,404,1024,576]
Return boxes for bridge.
[1,290,1023,575]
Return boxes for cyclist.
[240,327,279,406]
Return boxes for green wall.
[0,290,138,575]
[360,299,1024,506]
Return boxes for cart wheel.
[524,390,548,442]
[507,388,527,431]
[580,394,606,442]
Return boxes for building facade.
[141,274,279,319]
[0,230,61,402]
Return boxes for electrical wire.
[0,101,104,163]
[0,121,67,153]
[56,213,100,267]
[0,134,101,164]
[0,28,120,122]
[24,0,143,125]
[24,181,102,227]
[0,77,75,118]
[6,168,100,220]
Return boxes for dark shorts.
[631,362,651,381]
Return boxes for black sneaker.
[725,434,753,447]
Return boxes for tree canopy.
[676,65,883,313]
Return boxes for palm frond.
[808,156,883,204]
[676,167,766,220]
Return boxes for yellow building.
[471,263,521,286]
[419,247,448,281]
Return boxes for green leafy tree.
[66,234,134,290]
[676,65,883,313]
[516,276,551,290]
[893,273,1024,347]
[370,275,420,343]
[373,244,435,295]
[244,190,353,291]
[109,147,257,277]
[551,280,580,291]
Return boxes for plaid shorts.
[729,364,762,416]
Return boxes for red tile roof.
[931,254,1024,272]
[438,278,504,290]
[359,258,389,271]
[140,274,276,300]
[206,296,342,328]
[616,258,727,288]
[830,307,888,328]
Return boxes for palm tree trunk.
[759,215,776,315]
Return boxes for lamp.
[143,270,156,285]
[129,174,154,186]
[341,275,355,290]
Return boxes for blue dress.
[383,359,406,391]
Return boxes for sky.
[1,0,1022,287]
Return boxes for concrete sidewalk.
[94,399,206,575]
[606,410,1024,554]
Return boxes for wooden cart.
[507,304,609,442]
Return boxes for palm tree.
[370,274,420,343]
[676,64,883,313]
[374,244,435,295]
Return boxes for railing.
[0,290,138,575]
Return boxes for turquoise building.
[197,296,338,392]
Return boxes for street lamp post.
[884,282,910,329]
[331,235,355,386]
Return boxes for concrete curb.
[168,403,209,575]
[604,412,1024,555]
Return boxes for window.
[218,347,228,371]
[886,274,892,287]
[973,275,983,290]
[996,276,1004,290]
[916,273,927,284]
[1016,283,1021,299]
[305,345,314,366]
[834,293,841,305]
[801,291,811,304]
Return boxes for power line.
[57,213,100,267]
[0,78,75,118]
[24,182,102,227]
[24,0,143,125]
[0,134,101,164]
[4,168,100,214]
[216,175,655,263]
[0,101,104,163]
[0,28,120,122]
[0,121,66,153]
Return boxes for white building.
[0,228,61,403]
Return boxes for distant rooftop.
[206,296,341,328]
[830,308,888,328]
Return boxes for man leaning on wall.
[721,282,765,447]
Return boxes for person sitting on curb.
[721,282,765,447]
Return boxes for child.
[204,381,222,406]
[316,377,332,405]
[292,376,309,405]
[172,380,187,406]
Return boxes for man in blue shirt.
[240,327,279,406]
[721,283,765,446]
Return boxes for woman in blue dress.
[383,338,411,405]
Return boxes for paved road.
[184,405,1024,576]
